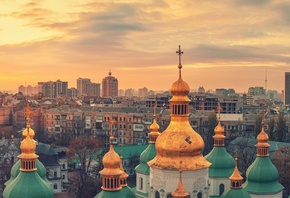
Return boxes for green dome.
[5,160,20,186]
[205,147,235,178]
[5,159,50,187]
[3,171,54,198]
[135,144,156,174]
[36,159,51,186]
[120,186,135,198]
[95,190,126,198]
[222,188,251,198]
[243,157,284,194]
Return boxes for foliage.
[204,111,217,155]
[227,137,256,176]
[276,113,288,142]
[272,146,290,196]
[254,114,262,138]
[66,136,104,198]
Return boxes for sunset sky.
[1,0,290,93]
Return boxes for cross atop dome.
[176,45,184,70]
[24,102,32,128]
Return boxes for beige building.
[102,71,118,98]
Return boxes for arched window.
[155,191,160,198]
[166,193,173,198]
[53,183,58,189]
[197,192,202,198]
[219,183,225,195]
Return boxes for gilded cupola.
[149,104,160,143]
[148,45,211,171]
[99,115,123,191]
[256,112,270,156]
[213,103,225,146]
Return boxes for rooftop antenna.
[265,67,267,92]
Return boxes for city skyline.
[1,0,290,93]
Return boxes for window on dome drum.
[197,192,202,198]
[219,184,225,195]
[166,193,172,198]
[155,191,160,198]
[140,177,143,190]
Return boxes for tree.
[67,136,105,198]
[204,111,217,155]
[276,113,288,142]
[272,146,290,196]
[254,114,262,138]
[227,137,256,176]
[268,116,275,141]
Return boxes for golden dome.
[22,127,35,139]
[229,158,243,181]
[149,105,161,143]
[100,145,123,176]
[148,46,211,170]
[18,135,38,168]
[256,121,270,148]
[170,76,190,97]
[213,121,225,139]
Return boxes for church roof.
[205,147,235,178]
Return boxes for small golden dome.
[102,145,121,170]
[256,121,270,149]
[18,135,38,159]
[22,127,35,139]
[170,77,190,97]
[150,120,159,132]
[257,127,268,143]
[230,158,243,181]
[213,121,225,139]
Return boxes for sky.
[0,0,290,93]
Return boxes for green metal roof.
[243,156,284,194]
[205,147,235,178]
[135,144,156,174]
[95,189,127,198]
[120,186,135,198]
[115,145,147,159]
[222,188,251,198]
[5,159,50,187]
[3,171,54,198]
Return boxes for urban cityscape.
[2,1,290,198]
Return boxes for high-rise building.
[55,80,68,97]
[77,78,91,96]
[102,71,118,98]
[285,72,290,104]
[76,78,100,97]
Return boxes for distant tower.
[285,72,290,104]
[265,67,267,92]
[77,78,91,96]
[102,70,118,98]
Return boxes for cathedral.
[3,46,284,198]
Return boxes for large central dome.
[148,46,210,171]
